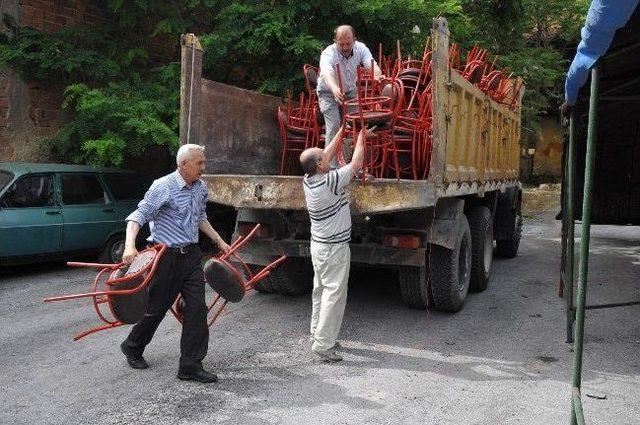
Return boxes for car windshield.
[0,170,14,192]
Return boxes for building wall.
[0,0,110,162]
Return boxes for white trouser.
[309,241,351,352]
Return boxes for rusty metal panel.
[197,81,282,175]
[203,175,437,214]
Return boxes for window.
[61,174,108,205]
[102,173,146,201]
[0,174,55,208]
[0,170,13,192]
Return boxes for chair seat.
[204,258,245,303]
[345,110,393,129]
[107,250,157,324]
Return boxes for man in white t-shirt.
[299,125,374,362]
[317,25,384,148]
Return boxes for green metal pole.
[566,111,576,343]
[570,65,599,425]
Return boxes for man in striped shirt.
[119,144,230,383]
[299,125,373,362]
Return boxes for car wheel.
[99,234,125,264]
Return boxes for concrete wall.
[0,0,110,162]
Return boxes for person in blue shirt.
[119,143,230,384]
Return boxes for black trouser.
[123,244,208,371]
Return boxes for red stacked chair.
[278,92,319,175]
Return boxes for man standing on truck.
[119,143,231,383]
[299,125,373,362]
[317,25,384,149]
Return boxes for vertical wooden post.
[180,34,203,146]
[429,17,450,187]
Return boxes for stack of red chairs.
[277,92,320,175]
[277,37,523,179]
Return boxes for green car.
[0,163,150,265]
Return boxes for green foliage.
[43,65,180,167]
[0,20,119,83]
[0,0,592,165]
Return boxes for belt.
[166,243,199,255]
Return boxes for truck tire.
[248,265,275,293]
[496,195,522,258]
[98,234,125,264]
[258,258,313,296]
[429,214,472,312]
[398,266,430,309]
[467,206,493,292]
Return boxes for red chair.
[278,93,319,175]
[44,225,285,340]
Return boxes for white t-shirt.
[303,165,353,244]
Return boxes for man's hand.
[365,125,377,138]
[332,86,344,103]
[122,245,139,265]
[374,74,386,83]
[217,239,231,254]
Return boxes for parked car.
[0,163,150,265]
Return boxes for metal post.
[570,65,598,425]
[565,111,576,343]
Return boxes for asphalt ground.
[1,211,639,424]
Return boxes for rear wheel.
[467,206,493,292]
[429,214,472,312]
[398,265,430,309]
[252,258,313,295]
[99,234,125,264]
[496,196,522,258]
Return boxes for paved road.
[1,212,639,424]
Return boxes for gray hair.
[176,144,205,165]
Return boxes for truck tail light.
[382,234,421,249]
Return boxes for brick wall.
[0,1,112,163]
[20,0,110,32]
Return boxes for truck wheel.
[496,196,522,258]
[98,234,125,264]
[248,265,275,293]
[398,266,430,309]
[258,258,313,296]
[429,214,472,312]
[467,206,493,292]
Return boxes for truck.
[179,18,524,312]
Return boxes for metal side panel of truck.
[178,18,524,311]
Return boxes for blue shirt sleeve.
[564,0,639,105]
[197,183,208,223]
[126,180,169,226]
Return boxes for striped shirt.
[126,171,208,247]
[317,41,375,95]
[303,165,353,244]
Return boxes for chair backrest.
[303,64,319,95]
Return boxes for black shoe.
[120,341,149,370]
[177,367,218,383]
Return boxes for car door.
[0,173,62,260]
[59,173,116,254]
